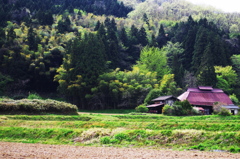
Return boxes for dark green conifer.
[156,24,167,48]
[138,26,148,46]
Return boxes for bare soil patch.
[0,142,240,159]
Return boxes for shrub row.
[3,115,91,121]
[0,99,78,115]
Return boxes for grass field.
[0,114,239,153]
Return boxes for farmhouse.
[146,95,178,114]
[178,86,239,115]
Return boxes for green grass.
[0,114,239,153]
[78,109,134,114]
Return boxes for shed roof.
[222,104,239,109]
[152,95,177,102]
[146,103,164,108]
[178,87,233,106]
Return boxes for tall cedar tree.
[120,27,129,47]
[138,26,148,46]
[191,26,209,73]
[182,25,197,70]
[197,43,217,86]
[156,24,168,48]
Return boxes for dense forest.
[1,0,240,109]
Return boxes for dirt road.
[0,142,240,159]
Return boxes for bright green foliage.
[90,67,159,109]
[136,46,169,80]
[144,89,162,104]
[215,66,237,86]
[162,104,173,115]
[27,93,42,100]
[215,66,237,93]
[135,104,148,113]
[144,74,180,105]
[229,94,239,105]
[159,74,179,96]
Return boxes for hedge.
[0,99,78,115]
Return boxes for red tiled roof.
[178,87,233,106]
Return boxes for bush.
[191,107,201,115]
[162,104,173,115]
[100,136,111,144]
[135,104,148,113]
[27,93,42,99]
[163,104,187,116]
[0,99,78,115]
[218,107,232,116]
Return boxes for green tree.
[215,66,237,93]
[0,27,6,47]
[166,42,184,87]
[55,33,106,109]
[159,74,179,96]
[119,27,129,47]
[138,26,148,46]
[197,43,217,87]
[156,24,167,48]
[136,46,169,80]
[191,26,208,72]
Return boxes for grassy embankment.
[0,114,239,153]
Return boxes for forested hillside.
[1,0,240,109]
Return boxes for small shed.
[146,95,178,114]
[222,104,239,115]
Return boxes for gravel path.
[0,142,239,159]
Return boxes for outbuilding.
[146,95,178,114]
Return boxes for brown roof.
[178,87,233,106]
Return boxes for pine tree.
[156,24,167,48]
[94,20,101,31]
[119,27,129,47]
[182,26,197,70]
[142,13,150,28]
[27,27,38,51]
[191,26,209,72]
[197,43,217,87]
[129,24,139,45]
[138,26,148,46]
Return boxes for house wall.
[231,109,238,115]
[165,99,175,106]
